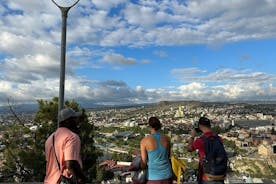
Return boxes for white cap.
[59,108,81,122]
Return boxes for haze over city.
[1,0,276,107]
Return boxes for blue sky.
[1,0,276,106]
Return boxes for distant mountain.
[1,100,276,114]
[84,102,153,111]
[0,103,38,114]
[157,100,202,106]
[0,102,150,114]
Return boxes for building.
[174,106,184,118]
[258,141,272,157]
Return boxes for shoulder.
[46,132,54,141]
[140,135,151,144]
[56,128,80,142]
[201,133,223,143]
[45,133,54,147]
[57,127,75,135]
[193,136,205,148]
[160,134,170,142]
[203,131,216,137]
[194,136,204,143]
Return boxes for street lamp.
[51,0,80,127]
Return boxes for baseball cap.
[198,117,211,127]
[59,108,81,122]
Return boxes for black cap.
[198,117,211,127]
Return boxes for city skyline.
[1,0,276,107]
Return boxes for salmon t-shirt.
[44,127,82,184]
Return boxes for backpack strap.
[52,134,61,171]
[200,135,209,158]
[200,134,218,140]
[52,134,79,183]
[200,134,221,157]
[200,134,220,144]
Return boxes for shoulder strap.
[151,133,162,148]
[52,134,61,171]
[200,134,219,142]
[201,134,225,156]
[200,134,217,157]
[200,135,207,142]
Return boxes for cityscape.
[0,101,275,183]
[1,1,276,183]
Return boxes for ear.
[198,124,203,130]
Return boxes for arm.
[64,135,85,183]
[187,129,196,152]
[140,138,148,169]
[65,160,86,183]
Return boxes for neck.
[201,128,212,133]
[150,129,158,134]
[59,125,79,134]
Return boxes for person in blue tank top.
[140,117,173,184]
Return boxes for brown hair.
[148,117,162,130]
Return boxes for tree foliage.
[1,97,100,182]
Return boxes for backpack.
[200,135,228,181]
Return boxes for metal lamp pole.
[51,0,80,127]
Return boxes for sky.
[1,0,276,107]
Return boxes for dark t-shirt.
[191,131,219,181]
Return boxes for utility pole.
[51,0,80,127]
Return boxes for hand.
[78,177,86,184]
[190,129,196,138]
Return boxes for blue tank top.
[147,133,172,180]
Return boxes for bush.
[1,97,100,182]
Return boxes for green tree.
[1,124,35,182]
[1,97,100,182]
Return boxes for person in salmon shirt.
[44,108,85,184]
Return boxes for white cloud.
[1,0,276,106]
[2,0,276,48]
[7,1,49,13]
[123,3,163,28]
[91,0,126,10]
[70,0,276,46]
[171,68,276,84]
[0,32,57,58]
[2,55,59,83]
[1,74,276,106]
[153,50,168,57]
[102,52,136,65]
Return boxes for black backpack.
[201,135,228,180]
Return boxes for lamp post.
[51,0,80,127]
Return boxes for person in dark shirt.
[187,117,225,184]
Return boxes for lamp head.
[51,0,80,8]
